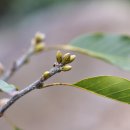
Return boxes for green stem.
[45,44,86,55]
[43,82,73,88]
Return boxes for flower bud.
[61,65,72,71]
[35,32,45,43]
[69,55,76,63]
[34,42,45,53]
[56,50,62,63]
[43,71,50,79]
[62,53,71,65]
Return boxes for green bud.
[56,50,62,63]
[34,42,45,53]
[61,65,72,71]
[43,71,50,79]
[35,32,45,43]
[69,55,76,63]
[62,53,71,65]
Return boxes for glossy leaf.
[73,76,130,104]
[0,80,17,94]
[69,33,130,70]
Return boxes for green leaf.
[73,76,130,104]
[69,33,130,70]
[0,80,17,94]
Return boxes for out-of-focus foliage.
[0,0,60,16]
[0,0,85,26]
[69,33,130,71]
[0,80,17,94]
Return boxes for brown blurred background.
[1,0,130,130]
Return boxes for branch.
[0,32,45,81]
[0,63,63,117]
[0,43,78,82]
[0,48,34,81]
[0,50,76,117]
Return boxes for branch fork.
[0,49,76,117]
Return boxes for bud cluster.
[42,50,76,80]
[31,32,46,53]
[56,50,76,71]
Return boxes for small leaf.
[73,76,130,104]
[69,33,130,70]
[0,80,17,94]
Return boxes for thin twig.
[44,45,83,54]
[45,44,98,58]
[0,44,77,82]
[0,47,34,81]
[44,45,75,53]
[0,32,45,81]
[0,63,63,117]
[43,82,73,88]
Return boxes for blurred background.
[1,0,130,130]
